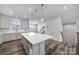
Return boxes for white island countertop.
[21,32,53,45]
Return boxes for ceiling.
[0,4,79,24]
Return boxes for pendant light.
[41,4,45,22]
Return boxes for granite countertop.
[21,32,53,45]
[0,31,25,34]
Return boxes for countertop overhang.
[21,32,53,45]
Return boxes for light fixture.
[9,10,13,14]
[41,4,45,22]
[64,6,67,10]
[29,8,32,11]
[41,18,44,22]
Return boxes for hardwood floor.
[0,39,26,55]
[45,39,76,55]
[0,39,77,55]
[77,32,79,54]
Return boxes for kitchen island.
[21,32,53,55]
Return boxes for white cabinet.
[21,33,52,55]
[76,20,79,32]
[0,34,3,44]
[21,19,29,32]
[0,19,9,28]
[22,37,29,54]
[21,19,29,29]
[3,33,13,42]
[3,33,22,42]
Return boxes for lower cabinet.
[21,37,45,55]
[0,34,3,44]
[0,33,22,44]
[21,37,29,54]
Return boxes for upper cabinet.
[21,19,29,29]
[0,16,10,28]
[0,14,29,32]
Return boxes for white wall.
[63,24,77,45]
[45,17,62,34]
[45,17,63,41]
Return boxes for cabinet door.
[0,19,9,28]
[22,38,29,54]
[3,33,10,42]
[0,34,3,44]
[21,19,29,29]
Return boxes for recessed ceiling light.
[64,6,67,10]
[9,10,13,14]
[29,8,32,11]
[41,18,45,22]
